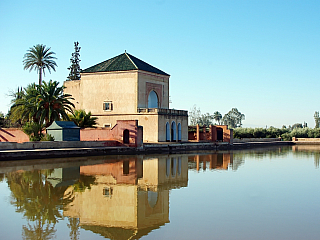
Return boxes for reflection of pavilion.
[188,153,233,171]
[63,155,188,239]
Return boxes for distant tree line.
[189,105,245,128]
[234,125,320,141]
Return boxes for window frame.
[103,101,113,111]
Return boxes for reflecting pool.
[0,145,319,239]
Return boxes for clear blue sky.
[0,0,319,128]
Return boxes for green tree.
[198,113,213,126]
[213,111,222,125]
[23,44,57,85]
[68,109,98,128]
[222,108,245,128]
[189,105,201,125]
[67,42,82,81]
[292,123,303,129]
[0,112,4,127]
[9,81,75,128]
[314,111,320,128]
[36,80,75,127]
[9,84,39,124]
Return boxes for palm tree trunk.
[39,67,42,86]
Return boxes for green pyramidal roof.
[82,52,169,76]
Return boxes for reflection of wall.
[138,156,188,190]
[188,153,233,171]
[63,156,188,238]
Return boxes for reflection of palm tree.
[72,174,96,192]
[6,170,75,239]
[22,223,56,240]
[67,218,80,240]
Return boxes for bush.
[41,134,55,141]
[22,122,44,141]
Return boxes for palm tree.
[68,109,98,128]
[9,83,39,124]
[37,80,75,127]
[213,111,222,125]
[23,44,57,85]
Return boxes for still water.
[0,145,319,240]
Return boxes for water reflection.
[6,169,74,240]
[188,153,233,171]
[1,147,320,239]
[63,156,188,239]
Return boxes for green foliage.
[189,105,201,125]
[213,111,222,125]
[23,44,57,85]
[36,80,75,127]
[9,80,75,127]
[234,127,320,141]
[314,111,320,128]
[68,109,98,128]
[41,134,55,141]
[22,122,44,141]
[222,108,245,128]
[0,112,4,127]
[67,42,81,81]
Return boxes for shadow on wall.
[0,120,143,147]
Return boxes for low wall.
[233,138,281,143]
[292,137,320,142]
[0,120,142,148]
[0,128,29,143]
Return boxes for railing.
[137,108,188,116]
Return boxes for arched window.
[166,122,170,141]
[171,121,176,141]
[178,123,182,141]
[148,90,159,108]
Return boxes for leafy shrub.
[41,134,55,141]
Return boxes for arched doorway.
[148,90,159,108]
[166,122,170,141]
[177,123,181,141]
[123,129,130,144]
[171,121,176,141]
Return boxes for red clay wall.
[188,125,233,143]
[0,128,29,143]
[0,120,142,147]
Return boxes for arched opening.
[123,129,130,144]
[171,121,176,141]
[178,123,182,141]
[166,122,170,141]
[148,90,159,108]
